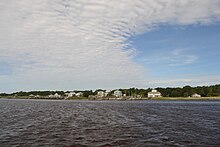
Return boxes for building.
[75,92,83,97]
[192,93,201,98]
[65,92,76,98]
[29,94,35,97]
[97,91,105,98]
[113,90,122,97]
[34,95,40,98]
[148,89,162,98]
[49,93,62,98]
[54,93,61,98]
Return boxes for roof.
[148,92,161,94]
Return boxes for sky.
[0,0,220,93]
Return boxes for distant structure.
[191,93,201,98]
[35,95,40,98]
[29,94,35,97]
[113,90,122,97]
[48,94,53,98]
[97,91,105,98]
[49,93,61,98]
[75,92,83,97]
[65,92,76,98]
[148,89,162,98]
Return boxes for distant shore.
[148,97,220,100]
[1,96,220,101]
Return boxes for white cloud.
[0,0,220,92]
[168,48,199,66]
[138,48,199,66]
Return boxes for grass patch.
[65,97,89,100]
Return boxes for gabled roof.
[148,92,161,94]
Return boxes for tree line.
[118,84,220,97]
[0,84,220,97]
[81,85,220,98]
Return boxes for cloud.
[168,48,198,66]
[138,48,199,66]
[0,0,220,91]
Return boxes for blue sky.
[0,0,220,92]
[131,24,220,82]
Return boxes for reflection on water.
[0,99,220,146]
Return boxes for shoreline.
[149,97,220,101]
[1,96,220,101]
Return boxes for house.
[148,89,162,98]
[192,93,201,98]
[65,92,76,98]
[75,92,83,97]
[29,94,35,97]
[49,93,61,98]
[34,95,40,98]
[113,90,122,97]
[97,91,105,98]
[54,93,61,98]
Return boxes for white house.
[65,92,76,98]
[192,93,201,98]
[97,91,105,98]
[48,94,54,98]
[34,95,40,98]
[49,93,61,98]
[148,89,162,98]
[29,94,35,97]
[113,90,122,97]
[75,92,83,97]
[54,93,61,98]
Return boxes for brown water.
[0,99,220,146]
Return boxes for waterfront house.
[54,93,61,98]
[75,92,83,97]
[192,93,201,98]
[97,91,105,98]
[29,94,35,97]
[113,90,122,97]
[148,89,162,98]
[65,92,76,98]
[34,95,40,98]
[49,93,61,98]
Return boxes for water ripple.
[0,99,220,146]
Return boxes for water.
[0,99,220,146]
